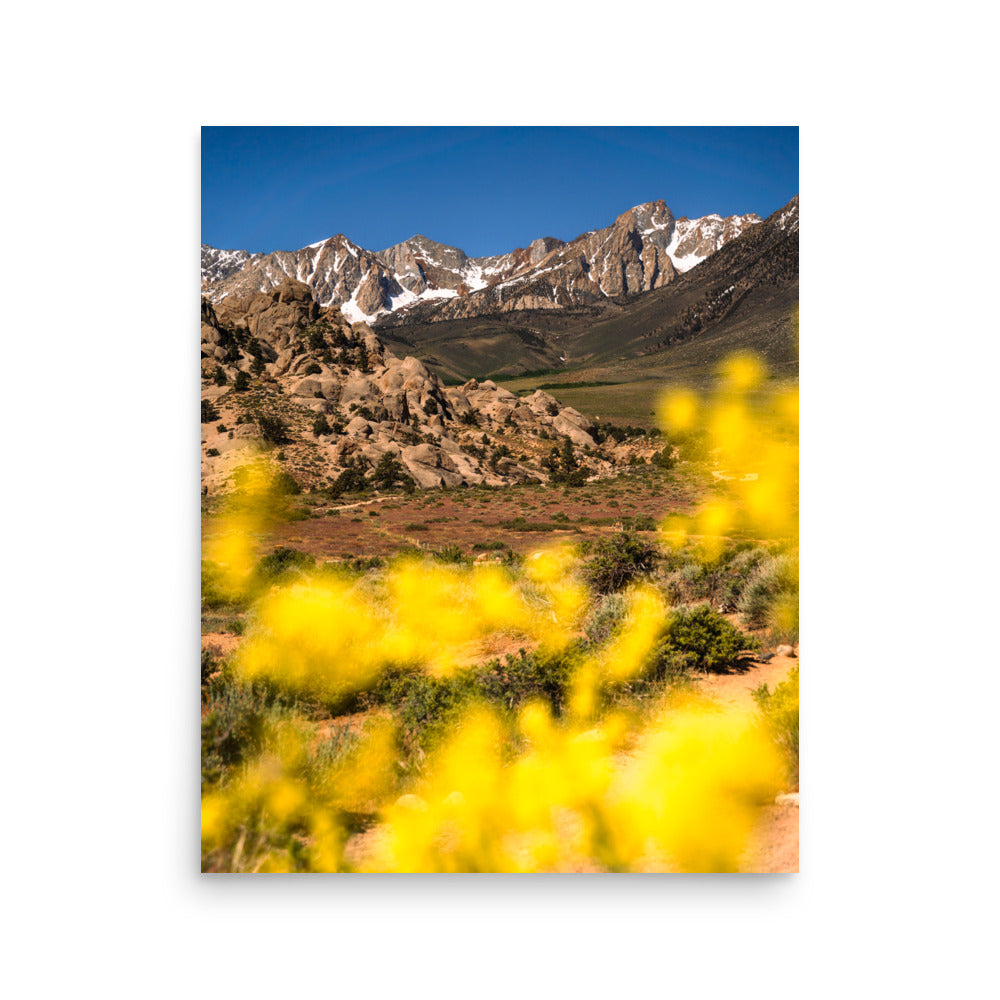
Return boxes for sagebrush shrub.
[584,592,629,648]
[738,553,798,630]
[753,666,799,786]
[766,589,800,645]
[583,530,659,594]
[201,681,301,787]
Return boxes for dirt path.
[329,496,393,512]
[692,652,797,714]
[692,653,800,872]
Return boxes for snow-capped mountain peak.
[202,198,767,324]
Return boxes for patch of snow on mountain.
[776,205,798,231]
[671,252,708,273]
[463,263,488,291]
[341,293,378,325]
[388,286,419,310]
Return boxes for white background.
[3,1,996,995]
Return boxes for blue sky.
[202,126,798,257]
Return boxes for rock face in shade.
[202,197,761,325]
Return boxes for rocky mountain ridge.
[202,199,760,326]
[201,278,660,496]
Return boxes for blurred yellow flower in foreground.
[362,695,782,873]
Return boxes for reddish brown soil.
[203,473,702,563]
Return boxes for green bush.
[371,452,413,491]
[201,399,219,423]
[233,371,250,392]
[213,366,227,386]
[304,362,322,375]
[476,646,580,716]
[367,645,580,754]
[542,437,589,486]
[583,530,659,594]
[432,544,468,565]
[369,668,478,762]
[313,414,332,436]
[201,680,302,787]
[620,514,657,532]
[256,413,289,444]
[645,605,754,678]
[558,468,589,487]
[201,559,251,611]
[272,470,301,496]
[253,546,315,585]
[753,666,799,786]
[331,459,369,495]
[651,446,676,470]
[206,447,220,457]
